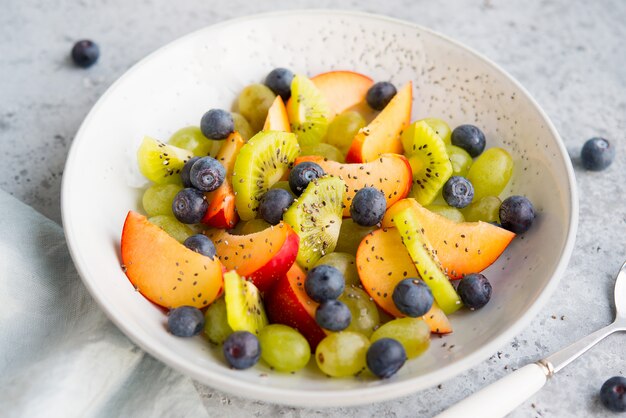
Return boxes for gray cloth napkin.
[0,190,209,418]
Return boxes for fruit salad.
[120,67,536,379]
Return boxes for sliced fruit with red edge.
[356,227,451,333]
[265,263,327,349]
[202,132,244,228]
[383,199,515,279]
[263,96,291,132]
[121,211,223,309]
[294,153,412,217]
[346,82,412,163]
[205,222,299,292]
[311,70,374,117]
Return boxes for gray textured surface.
[2,0,625,416]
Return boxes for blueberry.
[172,188,208,224]
[443,176,474,208]
[457,273,492,310]
[265,68,295,101]
[189,157,225,192]
[392,278,434,317]
[451,125,486,157]
[258,188,294,225]
[499,195,535,234]
[200,109,234,140]
[315,300,352,331]
[167,306,204,337]
[71,40,99,68]
[289,162,325,195]
[223,331,261,370]
[305,265,345,303]
[180,156,200,188]
[366,338,407,379]
[350,187,386,227]
[581,137,614,171]
[366,82,397,111]
[183,234,216,258]
[600,376,626,412]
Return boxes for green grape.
[462,196,501,223]
[334,218,375,255]
[446,144,473,177]
[467,147,514,200]
[142,183,182,217]
[258,324,311,372]
[168,126,222,157]
[232,112,254,141]
[239,218,271,235]
[270,180,294,196]
[422,118,452,144]
[426,205,465,223]
[339,285,380,337]
[315,252,360,287]
[371,317,430,359]
[300,143,345,163]
[325,111,366,154]
[238,84,276,132]
[315,332,370,377]
[203,297,232,345]
[148,215,193,242]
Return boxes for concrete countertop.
[2,0,625,416]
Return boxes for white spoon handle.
[434,363,548,418]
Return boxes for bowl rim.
[61,9,579,407]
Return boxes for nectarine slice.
[121,211,223,309]
[346,82,412,163]
[265,263,327,349]
[294,153,413,217]
[383,199,515,279]
[356,227,452,334]
[202,132,244,228]
[263,96,291,132]
[205,222,299,292]
[311,70,374,117]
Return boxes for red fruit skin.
[201,132,244,229]
[121,211,223,309]
[249,230,299,292]
[202,187,239,229]
[265,264,326,350]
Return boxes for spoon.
[436,260,626,418]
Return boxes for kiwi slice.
[401,121,453,206]
[390,206,462,315]
[224,270,268,335]
[232,131,300,221]
[283,176,345,269]
[287,74,331,147]
[137,136,193,184]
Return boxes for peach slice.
[346,82,412,163]
[202,132,244,229]
[263,96,291,132]
[294,153,413,217]
[383,199,515,279]
[265,263,327,350]
[205,222,299,292]
[311,70,374,117]
[121,211,223,309]
[356,227,452,334]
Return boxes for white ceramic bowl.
[62,10,578,407]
